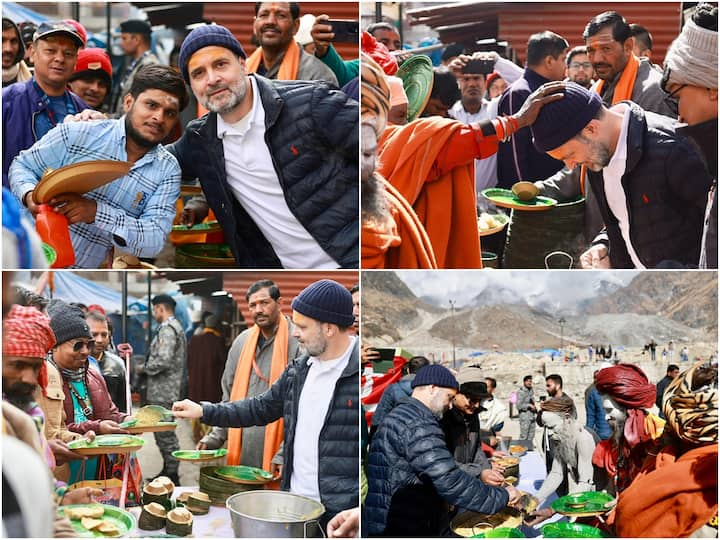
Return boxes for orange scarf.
[361,174,437,269]
[245,40,300,80]
[612,444,717,537]
[581,54,640,194]
[378,118,483,268]
[227,316,288,471]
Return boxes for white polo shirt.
[290,336,356,503]
[217,76,338,269]
[602,104,646,269]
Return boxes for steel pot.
[226,490,325,538]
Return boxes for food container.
[226,490,325,538]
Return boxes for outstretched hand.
[513,81,567,129]
[172,399,204,419]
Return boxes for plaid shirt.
[9,119,180,268]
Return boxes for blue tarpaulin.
[2,2,49,24]
[44,272,139,313]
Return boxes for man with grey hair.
[525,397,598,525]
[662,2,717,269]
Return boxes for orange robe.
[376,117,501,268]
[612,444,717,537]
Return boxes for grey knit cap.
[664,16,718,90]
[49,304,92,345]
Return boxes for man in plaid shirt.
[9,64,187,268]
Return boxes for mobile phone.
[462,58,495,75]
[373,347,396,362]
[327,19,359,43]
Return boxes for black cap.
[119,19,152,35]
[18,21,38,45]
[33,21,83,49]
[460,381,491,400]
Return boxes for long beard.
[552,422,579,470]
[361,172,391,225]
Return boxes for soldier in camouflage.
[517,375,537,442]
[140,294,187,484]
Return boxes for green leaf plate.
[215,465,273,485]
[541,522,608,538]
[481,188,557,211]
[57,503,136,537]
[396,55,434,122]
[472,527,525,538]
[551,491,615,516]
[68,435,145,455]
[172,449,228,462]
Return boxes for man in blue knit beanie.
[530,81,713,270]
[168,24,358,269]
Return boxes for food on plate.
[478,212,503,231]
[64,505,105,520]
[509,445,527,454]
[491,456,520,467]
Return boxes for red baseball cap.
[71,47,112,86]
[63,19,87,46]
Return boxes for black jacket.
[201,338,359,518]
[168,75,358,268]
[441,407,492,477]
[588,103,713,268]
[677,118,717,269]
[364,397,509,536]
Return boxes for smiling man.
[170,24,358,268]
[530,81,713,269]
[245,2,337,84]
[173,279,359,527]
[2,21,87,187]
[2,17,31,87]
[9,64,187,268]
[68,47,113,110]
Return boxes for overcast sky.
[396,270,639,307]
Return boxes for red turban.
[596,363,658,449]
[361,31,398,76]
[3,305,56,396]
[595,363,655,409]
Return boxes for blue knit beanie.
[178,24,246,83]
[531,82,603,153]
[411,364,459,390]
[291,280,354,328]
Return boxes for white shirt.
[290,336,355,503]
[602,105,646,269]
[448,99,500,211]
[478,396,507,431]
[217,77,338,269]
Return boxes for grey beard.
[362,172,391,225]
[553,422,579,470]
[611,416,627,446]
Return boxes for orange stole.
[227,316,289,472]
[377,118,484,268]
[245,40,300,80]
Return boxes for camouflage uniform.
[517,385,536,442]
[145,317,186,476]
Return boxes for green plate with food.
[541,522,608,538]
[68,435,145,456]
[396,54,434,122]
[172,220,222,235]
[58,503,136,537]
[215,465,274,485]
[478,213,510,236]
[172,448,228,462]
[551,491,615,517]
[481,188,557,211]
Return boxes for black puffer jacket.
[588,102,712,268]
[169,75,358,268]
[364,397,509,536]
[200,339,359,519]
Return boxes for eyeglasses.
[569,62,592,70]
[70,340,95,352]
[663,84,686,116]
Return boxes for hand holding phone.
[326,19,359,43]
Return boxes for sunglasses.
[70,340,95,352]
[663,84,685,116]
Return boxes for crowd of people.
[2,275,362,537]
[360,4,717,270]
[3,2,359,270]
[362,354,718,537]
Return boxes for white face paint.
[602,396,627,423]
[541,411,564,440]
